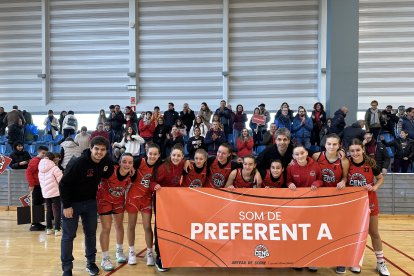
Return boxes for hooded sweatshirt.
[60,139,83,169]
[9,143,31,169]
[38,158,62,198]
[287,157,323,188]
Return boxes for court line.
[105,248,146,275]
[366,245,411,276]
[382,240,414,262]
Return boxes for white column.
[318,0,327,106]
[222,0,229,102]
[41,0,50,105]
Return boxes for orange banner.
[156,187,369,268]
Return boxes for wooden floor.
[0,211,412,276]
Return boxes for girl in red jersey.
[125,142,161,266]
[347,139,390,276]
[287,145,323,191]
[225,155,262,188]
[261,159,284,188]
[312,133,349,189]
[206,142,239,188]
[181,149,208,187]
[151,144,186,272]
[97,153,134,271]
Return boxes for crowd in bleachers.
[1,100,413,173]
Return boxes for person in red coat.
[236,128,254,158]
[287,145,323,191]
[90,123,109,141]
[25,145,48,231]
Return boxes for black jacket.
[164,109,179,128]
[180,110,195,134]
[256,143,294,171]
[9,149,31,169]
[381,137,414,160]
[329,109,347,135]
[341,122,366,149]
[365,141,390,170]
[187,136,205,159]
[59,149,114,208]
[108,111,125,131]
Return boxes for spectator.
[97,109,108,126]
[365,100,383,140]
[275,102,294,121]
[152,106,161,126]
[205,121,226,156]
[236,128,254,158]
[124,106,138,134]
[274,106,292,131]
[113,126,145,159]
[341,120,366,150]
[189,115,208,138]
[401,107,414,139]
[9,141,31,169]
[258,103,271,130]
[381,105,399,138]
[311,102,326,147]
[262,123,278,146]
[175,118,187,138]
[138,111,156,147]
[108,105,125,143]
[75,126,91,152]
[62,110,78,138]
[165,125,185,155]
[43,110,59,139]
[103,122,115,157]
[381,130,414,173]
[363,132,390,175]
[7,121,24,146]
[25,145,48,231]
[3,105,25,127]
[0,107,6,136]
[227,104,235,137]
[232,104,248,145]
[319,118,332,150]
[22,110,33,125]
[58,111,67,134]
[214,100,231,136]
[90,123,109,141]
[187,126,205,159]
[250,107,265,152]
[60,137,82,170]
[211,113,224,130]
[199,102,213,129]
[163,102,179,131]
[179,103,195,136]
[153,116,169,158]
[329,106,348,135]
[396,105,406,137]
[292,106,313,149]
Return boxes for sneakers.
[86,262,100,275]
[100,257,114,272]
[336,266,346,274]
[308,267,318,272]
[146,250,155,266]
[116,249,127,263]
[128,251,137,265]
[46,228,54,235]
[55,229,62,236]
[377,261,390,276]
[350,266,361,274]
[30,223,46,231]
[155,257,169,272]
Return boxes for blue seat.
[256,145,266,155]
[0,144,6,155]
[52,144,61,153]
[227,134,234,144]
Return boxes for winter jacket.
[341,122,366,149]
[274,115,292,131]
[401,116,414,139]
[139,119,156,139]
[236,137,254,157]
[381,110,399,134]
[0,111,7,135]
[292,115,313,139]
[60,140,83,169]
[329,109,347,135]
[62,114,78,132]
[180,109,196,134]
[364,108,383,131]
[113,134,145,156]
[204,129,226,155]
[9,148,31,170]
[153,124,169,145]
[107,111,125,131]
[189,123,208,138]
[311,110,327,130]
[74,133,91,152]
[43,116,59,138]
[25,156,42,187]
[275,109,294,121]
[90,130,109,141]
[3,109,25,127]
[214,107,231,127]
[256,143,294,172]
[38,158,62,198]
[163,109,179,128]
[381,137,414,160]
[59,149,114,208]
[233,112,248,132]
[365,140,390,170]
[125,111,138,134]
[286,157,323,188]
[7,123,24,146]
[198,109,213,129]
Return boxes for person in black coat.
[381,130,414,173]
[329,106,348,135]
[9,141,31,169]
[179,103,195,136]
[153,116,169,158]
[163,102,179,131]
[341,120,366,150]
[107,105,125,142]
[187,127,205,159]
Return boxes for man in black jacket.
[60,136,114,276]
[341,120,366,150]
[108,105,125,143]
[163,102,179,131]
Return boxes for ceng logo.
[254,244,269,259]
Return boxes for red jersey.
[129,158,156,198]
[232,169,256,188]
[150,159,185,190]
[97,166,131,204]
[316,152,343,187]
[262,170,284,188]
[207,158,233,188]
[181,165,207,187]
[286,157,323,188]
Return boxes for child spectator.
[38,152,63,236]
[187,127,205,160]
[9,141,31,169]
[381,130,414,173]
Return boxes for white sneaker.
[377,261,390,276]
[350,266,361,273]
[101,257,114,271]
[128,251,137,265]
[54,230,62,236]
[46,228,54,235]
[146,250,155,266]
[116,249,127,263]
